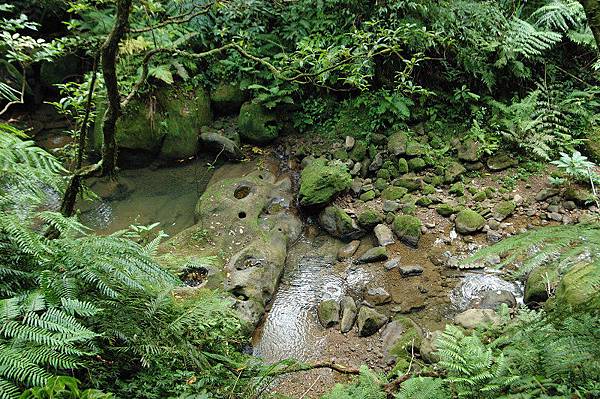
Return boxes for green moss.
[388,132,409,155]
[375,178,387,191]
[449,182,465,196]
[360,190,376,202]
[350,140,368,161]
[358,209,383,229]
[398,158,409,174]
[388,317,423,357]
[238,102,278,143]
[210,83,243,114]
[436,203,456,217]
[421,184,435,195]
[455,209,485,234]
[493,200,516,220]
[395,177,420,192]
[381,186,408,201]
[299,158,352,206]
[524,265,560,304]
[554,262,600,311]
[408,157,426,172]
[416,196,433,207]
[405,141,427,157]
[377,168,391,180]
[585,130,600,163]
[473,191,487,202]
[333,149,349,161]
[392,214,422,247]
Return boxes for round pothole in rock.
[238,211,247,219]
[234,184,251,199]
[180,267,208,287]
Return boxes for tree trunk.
[580,0,600,52]
[100,0,133,177]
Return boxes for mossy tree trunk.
[100,0,133,176]
[580,0,600,52]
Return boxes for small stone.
[338,240,361,260]
[374,224,395,246]
[383,200,400,212]
[384,258,400,270]
[535,188,560,202]
[563,200,577,211]
[399,265,424,277]
[350,162,362,176]
[477,290,517,310]
[355,246,388,264]
[548,212,563,222]
[365,287,391,305]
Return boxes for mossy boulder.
[563,187,595,205]
[317,299,340,328]
[493,200,516,221]
[524,265,560,305]
[487,153,518,171]
[408,157,426,171]
[398,158,409,174]
[449,182,465,196]
[238,102,278,143]
[392,214,422,247]
[299,158,352,207]
[394,177,421,192]
[357,209,383,229]
[210,83,244,114]
[158,88,213,159]
[455,209,485,234]
[554,262,600,310]
[388,132,409,156]
[381,186,408,201]
[357,306,388,337]
[416,196,432,207]
[359,190,376,202]
[436,203,457,217]
[456,139,480,162]
[385,317,423,359]
[444,161,466,183]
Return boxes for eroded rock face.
[163,167,301,328]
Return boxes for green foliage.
[321,366,386,399]
[20,376,112,399]
[395,377,449,399]
[551,150,600,185]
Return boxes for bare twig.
[129,2,214,33]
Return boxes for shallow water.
[78,157,215,236]
[450,271,524,311]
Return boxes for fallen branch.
[268,360,361,376]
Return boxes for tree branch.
[129,2,215,33]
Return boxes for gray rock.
[381,321,405,358]
[350,162,362,176]
[384,258,400,270]
[340,296,358,333]
[357,306,388,337]
[399,265,424,277]
[365,287,391,305]
[383,200,400,212]
[337,240,361,260]
[487,153,518,171]
[420,330,442,363]
[535,188,560,202]
[317,299,340,328]
[319,206,365,241]
[369,153,383,172]
[456,139,480,162]
[374,224,395,247]
[200,131,243,160]
[355,246,388,264]
[454,308,501,329]
[477,290,517,310]
[548,212,563,222]
[345,136,355,151]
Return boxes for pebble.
[384,258,400,270]
[399,265,424,277]
[548,212,563,222]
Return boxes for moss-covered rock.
[392,214,422,247]
[357,209,383,229]
[377,168,391,180]
[375,178,387,191]
[210,83,244,114]
[398,158,409,174]
[359,190,376,202]
[299,158,352,207]
[408,157,426,171]
[388,132,409,156]
[333,149,349,161]
[584,130,600,163]
[158,88,213,159]
[449,182,465,196]
[319,205,365,241]
[444,161,466,183]
[487,153,518,171]
[554,262,600,310]
[563,187,595,205]
[381,186,408,201]
[405,141,427,157]
[357,306,388,337]
[455,209,485,234]
[524,265,560,305]
[421,184,435,195]
[317,299,340,328]
[350,140,368,161]
[436,203,457,217]
[238,102,278,143]
[493,200,516,221]
[416,196,432,207]
[394,177,421,192]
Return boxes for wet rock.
[487,153,518,171]
[493,200,516,221]
[454,309,501,329]
[444,161,466,183]
[365,287,392,305]
[455,209,485,235]
[374,224,395,246]
[345,136,356,151]
[392,215,422,247]
[399,265,424,277]
[319,205,365,241]
[337,240,361,260]
[555,262,600,310]
[357,306,388,337]
[299,158,352,207]
[388,132,409,156]
[317,299,340,328]
[356,246,388,264]
[385,258,400,270]
[535,188,560,202]
[340,296,358,333]
[477,290,517,309]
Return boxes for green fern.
[395,377,449,399]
